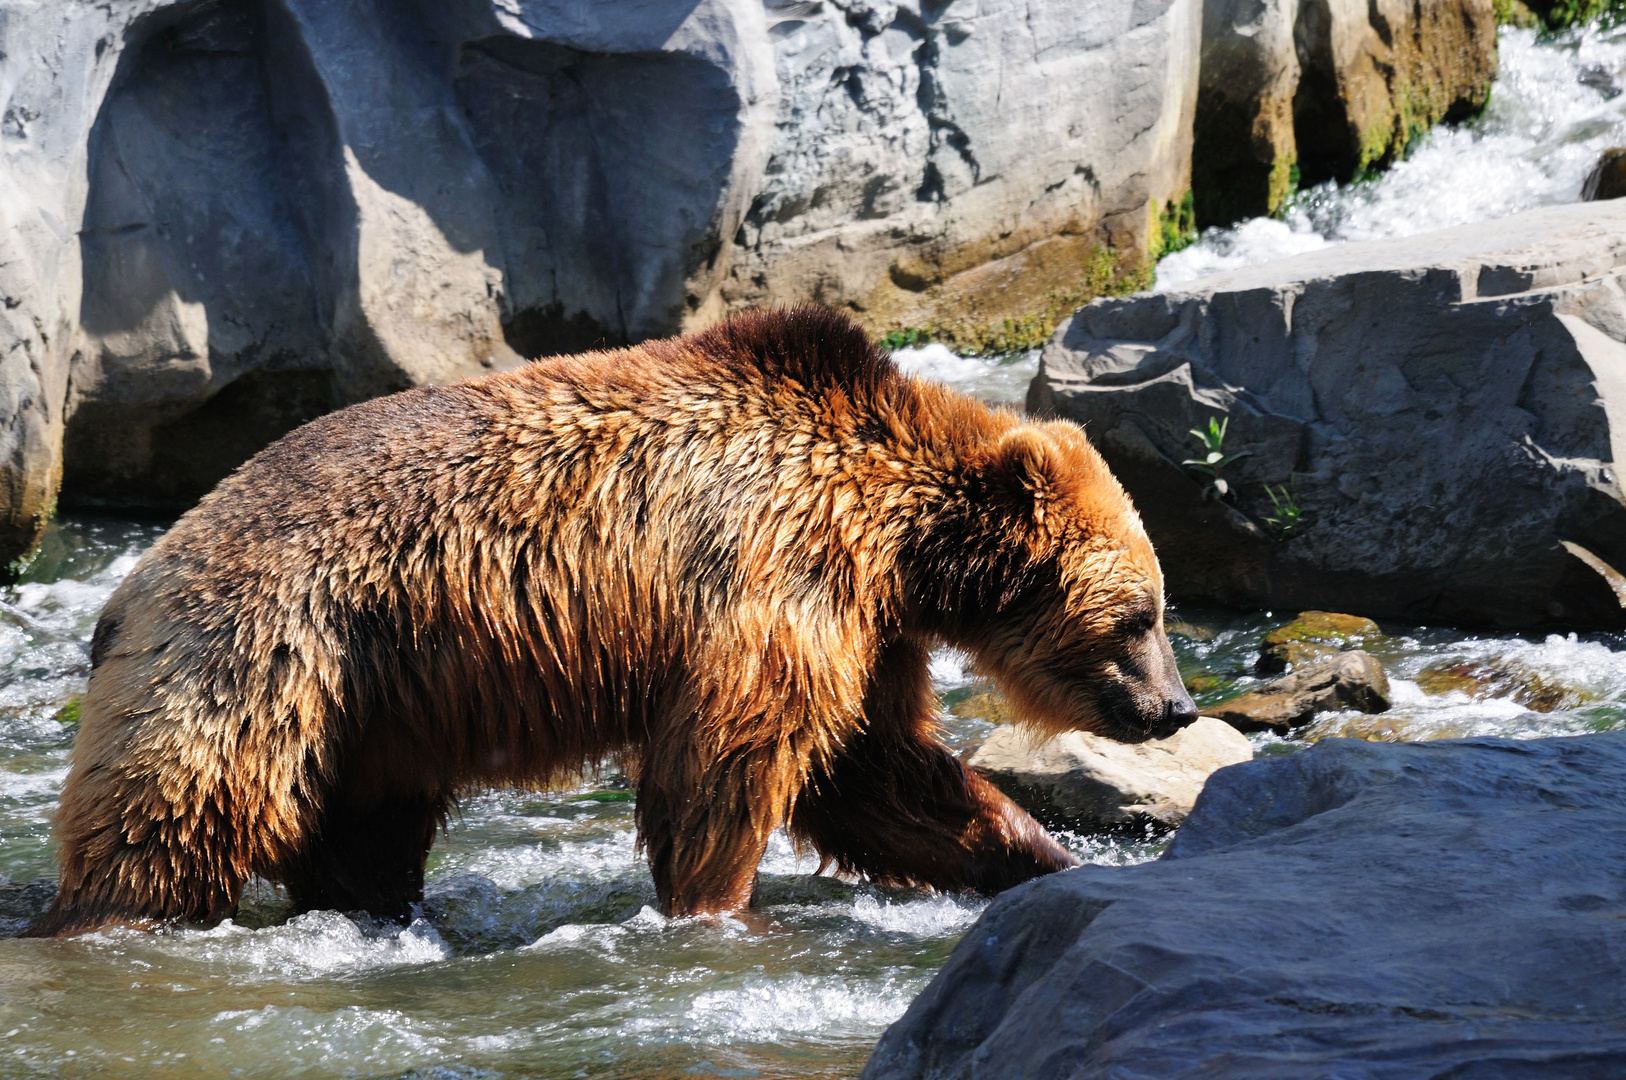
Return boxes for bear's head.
[946,419,1198,744]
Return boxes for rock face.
[1029,199,1626,629]
[1208,649,1390,734]
[0,0,1199,552]
[1193,0,1497,226]
[964,718,1253,831]
[864,733,1626,1079]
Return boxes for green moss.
[924,245,1150,355]
[54,696,82,726]
[568,790,634,803]
[1149,191,1197,262]
[1527,0,1626,27]
[1267,159,1300,218]
[1493,0,1540,25]
[878,328,932,351]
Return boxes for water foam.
[889,345,1039,403]
[134,911,451,980]
[684,974,916,1041]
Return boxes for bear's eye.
[1116,606,1157,637]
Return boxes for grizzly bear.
[31,307,1195,935]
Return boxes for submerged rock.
[865,733,1626,1079]
[1416,660,1592,712]
[1029,199,1626,629]
[1209,650,1390,734]
[1256,609,1383,674]
[1194,0,1496,225]
[964,719,1253,832]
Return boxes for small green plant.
[54,696,82,726]
[1183,416,1250,498]
[879,328,931,351]
[1262,481,1305,539]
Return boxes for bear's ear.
[979,428,1071,530]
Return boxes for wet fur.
[32,307,1180,935]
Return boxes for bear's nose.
[1149,694,1199,741]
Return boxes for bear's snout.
[1147,692,1199,741]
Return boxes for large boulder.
[865,733,1626,1079]
[964,718,1253,831]
[0,0,1200,553]
[1029,199,1626,629]
[1193,0,1496,226]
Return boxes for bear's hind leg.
[789,641,1077,896]
[279,793,444,922]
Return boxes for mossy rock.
[948,685,1018,726]
[53,696,82,726]
[1257,611,1383,675]
[1183,672,1230,696]
[1415,662,1592,713]
[1167,619,1216,642]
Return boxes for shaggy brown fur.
[31,307,1194,935]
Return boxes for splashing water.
[1157,23,1626,289]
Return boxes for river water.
[5,21,1626,1080]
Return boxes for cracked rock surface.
[1029,198,1626,628]
[865,733,1626,1080]
[0,0,1198,555]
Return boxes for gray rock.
[0,0,1200,551]
[1194,0,1497,225]
[1208,649,1390,735]
[864,733,1626,1080]
[1029,198,1626,628]
[965,718,1253,831]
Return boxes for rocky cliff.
[1192,0,1498,226]
[0,0,1200,559]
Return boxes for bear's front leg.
[635,735,803,917]
[789,638,1078,895]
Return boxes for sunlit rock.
[964,718,1252,831]
[0,0,1201,556]
[1031,198,1626,628]
[1193,0,1497,226]
[1208,649,1390,734]
[865,733,1626,1079]
[1256,609,1384,674]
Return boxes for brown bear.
[31,306,1195,935]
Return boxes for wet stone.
[964,718,1253,831]
[1256,610,1383,674]
[866,734,1626,1080]
[1209,650,1391,735]
[1416,660,1593,713]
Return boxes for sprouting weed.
[1263,481,1305,539]
[1182,416,1251,498]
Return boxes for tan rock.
[966,718,1253,831]
[1210,650,1390,735]
[1193,0,1497,226]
